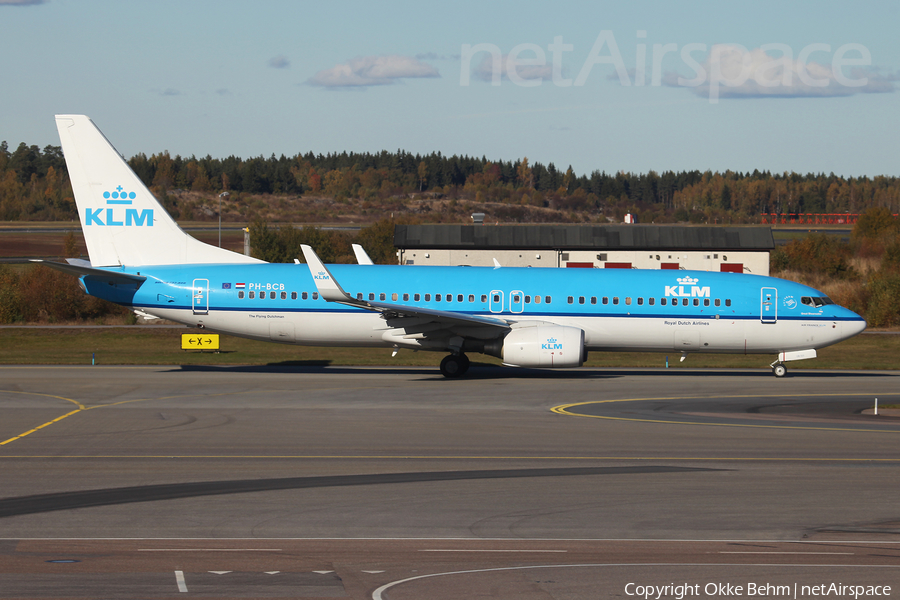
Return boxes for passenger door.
[761,287,777,323]
[192,279,209,315]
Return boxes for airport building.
[394,224,775,275]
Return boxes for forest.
[1,140,899,225]
[0,138,898,327]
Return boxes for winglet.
[300,245,353,303]
[352,244,374,265]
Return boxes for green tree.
[417,161,428,192]
[354,218,398,264]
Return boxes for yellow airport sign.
[181,333,220,350]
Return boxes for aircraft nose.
[841,312,867,340]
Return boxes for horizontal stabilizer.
[28,259,146,283]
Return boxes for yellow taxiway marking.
[552,392,900,433]
[0,388,274,447]
[0,391,87,446]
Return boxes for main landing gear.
[440,353,470,378]
[771,362,787,378]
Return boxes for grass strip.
[0,328,895,371]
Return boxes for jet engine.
[489,325,585,368]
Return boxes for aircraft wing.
[300,245,510,331]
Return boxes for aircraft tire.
[458,354,470,376]
[773,364,787,378]
[440,354,466,378]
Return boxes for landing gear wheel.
[440,354,468,378]
[773,364,787,378]
[458,354,470,376]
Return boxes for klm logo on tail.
[85,186,153,227]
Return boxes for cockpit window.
[801,296,833,308]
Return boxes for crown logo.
[103,185,135,205]
[547,338,557,343]
[677,276,698,285]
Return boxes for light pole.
[218,192,229,247]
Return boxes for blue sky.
[2,0,898,178]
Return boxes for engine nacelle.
[498,325,585,368]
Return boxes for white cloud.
[307,55,439,88]
[472,54,553,84]
[664,44,897,101]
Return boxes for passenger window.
[682,298,688,306]
[312,292,319,300]
[568,296,574,304]
[291,291,297,300]
[725,299,731,307]
[380,293,386,301]
[591,297,597,304]
[493,294,500,302]
[281,291,287,300]
[534,295,541,304]
[578,296,585,304]
[613,297,619,305]
[468,294,475,302]
[637,297,643,306]
[481,294,488,302]
[703,299,710,307]
[715,298,721,307]
[625,297,632,305]
[458,294,464,302]
[602,297,608,305]
[436,294,442,302]
[392,293,398,301]
[525,295,531,303]
[425,294,431,301]
[357,293,363,300]
[249,291,255,299]
[369,293,375,301]
[693,298,699,306]
[545,296,551,304]
[403,293,409,301]
[414,293,420,301]
[238,291,245,299]
[648,297,655,306]
[302,292,308,300]
[660,298,666,306]
[445,294,452,303]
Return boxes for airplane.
[35,115,867,378]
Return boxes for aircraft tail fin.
[55,115,262,267]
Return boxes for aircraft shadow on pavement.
[0,465,725,519]
[171,363,894,380]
